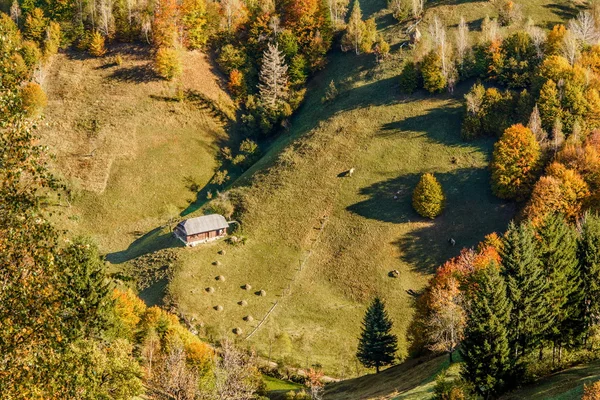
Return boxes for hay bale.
[206,286,215,293]
[242,283,252,290]
[233,327,243,335]
[244,315,254,322]
[218,250,226,255]
[212,260,221,266]
[214,305,223,311]
[238,300,247,306]
[257,289,266,297]
[216,275,225,281]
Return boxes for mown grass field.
[42,0,582,380]
[41,45,235,252]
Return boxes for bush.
[21,82,47,116]
[412,173,445,219]
[421,51,447,93]
[322,80,338,103]
[154,47,182,81]
[88,31,107,57]
[399,61,420,94]
[433,371,474,400]
[495,0,522,26]
[206,196,234,219]
[491,124,542,200]
[211,169,230,186]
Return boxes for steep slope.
[41,45,235,251]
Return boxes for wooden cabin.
[174,214,229,247]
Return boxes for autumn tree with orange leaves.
[491,124,542,201]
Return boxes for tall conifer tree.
[356,297,398,373]
[501,221,550,358]
[461,263,512,397]
[537,214,580,357]
[578,212,600,343]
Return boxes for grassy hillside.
[166,1,528,375]
[41,45,235,252]
[324,355,449,400]
[324,357,600,400]
[499,360,600,400]
[41,0,582,378]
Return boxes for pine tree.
[356,297,398,373]
[501,222,551,358]
[460,263,512,397]
[578,212,600,343]
[536,214,580,358]
[259,43,288,112]
[58,237,112,338]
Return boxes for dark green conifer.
[461,263,512,397]
[356,297,398,373]
[537,214,580,357]
[58,237,112,339]
[501,221,550,358]
[578,212,600,343]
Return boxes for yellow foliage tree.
[412,173,445,219]
[155,47,183,80]
[21,82,47,116]
[88,31,107,57]
[491,124,542,200]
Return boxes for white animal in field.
[348,168,355,177]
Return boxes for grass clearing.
[169,1,519,374]
[41,45,235,252]
[41,0,577,380]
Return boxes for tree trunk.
[539,344,543,361]
[376,364,380,373]
[449,350,453,363]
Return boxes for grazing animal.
[348,167,355,177]
[448,238,456,246]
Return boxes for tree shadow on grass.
[544,2,585,22]
[107,63,160,83]
[105,226,184,264]
[347,168,515,273]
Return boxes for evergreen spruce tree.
[578,212,600,343]
[537,214,580,356]
[501,221,550,358]
[461,263,512,397]
[58,237,112,339]
[357,297,398,373]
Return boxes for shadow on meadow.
[347,167,515,273]
[106,226,184,264]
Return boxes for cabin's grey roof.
[176,214,229,235]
